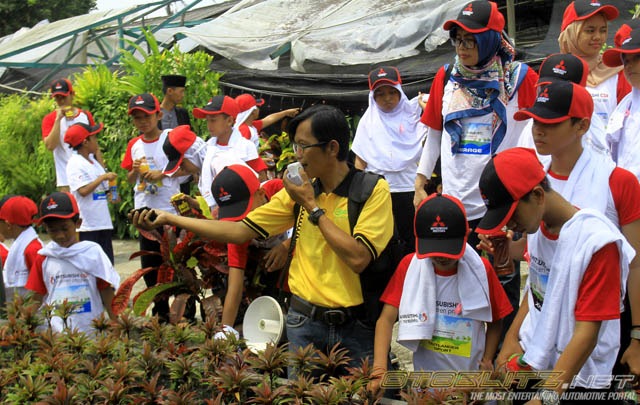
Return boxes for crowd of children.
[1,0,639,400]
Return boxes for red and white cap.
[443,1,505,33]
[560,0,618,32]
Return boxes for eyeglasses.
[450,37,477,49]
[292,141,328,154]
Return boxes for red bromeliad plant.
[111,221,230,323]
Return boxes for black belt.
[289,295,364,326]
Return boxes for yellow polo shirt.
[242,170,393,308]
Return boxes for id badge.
[458,122,491,155]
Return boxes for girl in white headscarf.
[352,66,426,253]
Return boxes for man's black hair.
[287,104,350,161]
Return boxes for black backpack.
[347,171,405,326]
[291,171,405,326]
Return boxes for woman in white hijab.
[352,66,426,253]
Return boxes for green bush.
[0,95,56,201]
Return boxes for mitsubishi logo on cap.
[377,68,387,77]
[135,96,144,105]
[217,187,231,202]
[537,87,550,102]
[55,84,62,89]
[553,60,567,75]
[590,0,601,6]
[623,36,633,46]
[462,3,473,15]
[431,215,448,233]
[46,198,58,210]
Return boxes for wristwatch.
[631,328,640,341]
[307,207,325,225]
[538,389,560,405]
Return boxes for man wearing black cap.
[159,75,191,131]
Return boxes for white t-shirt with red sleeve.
[548,166,640,228]
[41,109,95,187]
[121,130,179,213]
[381,253,512,371]
[520,223,621,387]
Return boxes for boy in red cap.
[518,53,610,158]
[194,95,268,207]
[478,148,632,402]
[0,195,42,301]
[26,192,120,334]
[64,122,118,264]
[121,93,183,321]
[371,193,511,391]
[209,164,289,340]
[234,93,300,149]
[602,24,640,380]
[41,78,99,191]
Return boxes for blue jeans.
[286,301,375,379]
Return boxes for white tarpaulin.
[183,0,468,72]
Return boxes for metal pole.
[506,0,516,45]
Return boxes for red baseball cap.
[235,94,265,112]
[212,164,260,221]
[50,78,73,97]
[162,125,197,175]
[0,196,38,226]
[128,93,160,115]
[368,66,402,90]
[414,193,469,260]
[64,122,104,147]
[37,192,80,225]
[477,148,547,234]
[513,81,593,124]
[193,96,240,119]
[603,27,640,67]
[560,0,618,32]
[443,1,504,33]
[537,53,589,87]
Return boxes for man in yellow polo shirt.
[132,104,394,377]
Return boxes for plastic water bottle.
[109,179,118,202]
[505,353,532,371]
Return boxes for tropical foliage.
[0,29,221,238]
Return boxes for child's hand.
[284,108,301,118]
[478,358,494,371]
[495,336,524,373]
[262,242,288,272]
[476,231,515,255]
[103,172,117,182]
[413,187,428,209]
[144,170,165,182]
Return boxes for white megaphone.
[242,296,284,353]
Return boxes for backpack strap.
[443,63,454,87]
[347,171,383,234]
